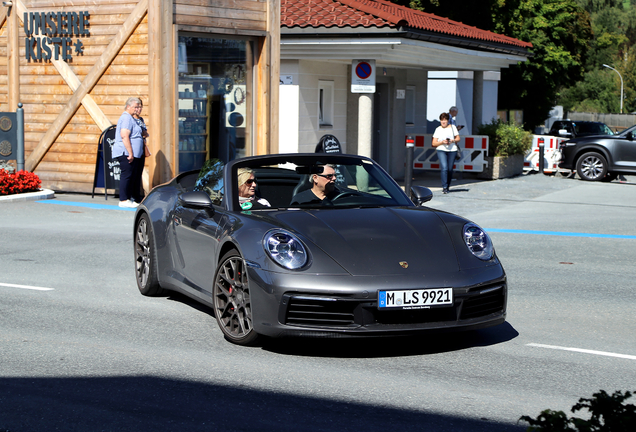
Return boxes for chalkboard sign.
[92,125,120,199]
[315,134,342,154]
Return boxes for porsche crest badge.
[399,261,408,268]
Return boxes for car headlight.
[263,230,308,270]
[463,223,493,260]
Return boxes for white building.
[279,0,531,179]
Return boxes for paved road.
[1,174,635,431]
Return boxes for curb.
[0,189,55,203]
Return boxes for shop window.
[318,80,334,127]
[406,86,415,125]
[177,35,255,173]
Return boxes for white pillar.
[358,94,373,158]
[357,94,373,191]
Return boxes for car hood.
[567,133,615,143]
[259,207,460,276]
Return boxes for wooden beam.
[256,37,267,156]
[0,8,7,28]
[26,0,149,172]
[50,59,113,131]
[8,3,19,110]
[148,0,175,186]
[268,0,280,154]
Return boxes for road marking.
[0,282,55,291]
[35,200,136,211]
[486,228,636,239]
[528,343,636,360]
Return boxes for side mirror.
[410,186,433,205]
[558,129,572,137]
[627,132,633,141]
[179,191,215,215]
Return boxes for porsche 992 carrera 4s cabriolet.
[134,153,507,345]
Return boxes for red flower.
[0,169,41,195]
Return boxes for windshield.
[233,160,412,210]
[619,124,636,136]
[576,122,614,135]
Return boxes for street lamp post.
[602,64,623,113]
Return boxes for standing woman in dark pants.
[432,112,460,194]
[113,97,144,208]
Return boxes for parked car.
[559,124,636,181]
[133,153,507,345]
[549,120,614,138]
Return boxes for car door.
[172,202,224,296]
[610,134,636,169]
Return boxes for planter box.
[478,154,524,180]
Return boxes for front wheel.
[213,250,259,345]
[576,152,608,181]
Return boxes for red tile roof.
[281,0,532,49]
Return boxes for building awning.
[281,0,531,70]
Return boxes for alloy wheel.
[213,253,256,344]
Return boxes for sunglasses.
[316,174,336,180]
[245,178,257,185]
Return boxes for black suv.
[559,124,636,181]
[549,120,614,138]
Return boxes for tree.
[494,0,592,128]
[386,0,593,129]
[558,69,618,113]
[557,1,636,114]
[520,390,636,431]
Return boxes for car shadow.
[261,322,518,358]
[166,291,215,316]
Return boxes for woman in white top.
[432,112,460,194]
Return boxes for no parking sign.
[351,60,376,93]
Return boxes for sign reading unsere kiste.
[23,12,90,62]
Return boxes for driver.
[291,164,339,205]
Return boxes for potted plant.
[477,120,533,179]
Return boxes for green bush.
[519,390,635,431]
[477,120,533,157]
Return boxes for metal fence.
[567,112,636,131]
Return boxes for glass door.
[177,35,255,173]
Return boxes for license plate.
[378,288,453,309]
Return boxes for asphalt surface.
[1,171,635,431]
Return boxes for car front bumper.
[558,144,577,170]
[248,265,507,338]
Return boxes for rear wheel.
[135,213,165,296]
[213,250,259,345]
[576,152,608,181]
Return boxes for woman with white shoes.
[113,97,145,208]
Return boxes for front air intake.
[460,286,505,319]
[285,296,356,327]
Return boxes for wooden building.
[0,0,280,192]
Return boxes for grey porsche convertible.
[134,153,507,345]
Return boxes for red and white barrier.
[524,135,567,173]
[409,134,489,172]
